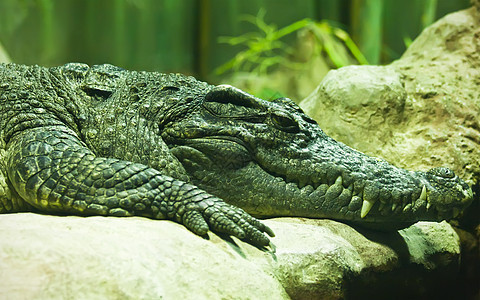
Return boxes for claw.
[268,241,277,254]
[264,224,275,237]
[178,189,273,248]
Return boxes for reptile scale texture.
[0,63,473,247]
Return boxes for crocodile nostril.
[427,167,455,179]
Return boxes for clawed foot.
[179,192,275,248]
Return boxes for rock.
[300,65,407,154]
[300,7,480,187]
[0,214,465,299]
[261,218,462,300]
[0,213,288,300]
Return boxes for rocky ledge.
[0,213,465,299]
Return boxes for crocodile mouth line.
[263,168,437,220]
[169,134,254,154]
[168,134,460,221]
[256,158,464,222]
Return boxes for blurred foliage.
[351,0,382,64]
[0,0,197,72]
[215,9,367,77]
[0,0,472,98]
[311,21,368,66]
[213,9,370,101]
[421,0,438,28]
[213,0,469,99]
[214,9,310,76]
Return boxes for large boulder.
[300,6,480,188]
[0,214,464,299]
[0,213,289,300]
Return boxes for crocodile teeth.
[426,202,432,210]
[360,182,379,218]
[419,185,427,201]
[403,203,412,213]
[392,203,398,212]
[360,199,375,218]
[419,185,432,209]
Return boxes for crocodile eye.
[271,113,299,133]
[427,167,455,179]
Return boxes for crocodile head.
[164,85,473,229]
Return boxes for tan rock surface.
[0,214,463,299]
[300,7,480,186]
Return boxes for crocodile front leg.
[5,125,273,247]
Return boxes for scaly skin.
[0,63,473,247]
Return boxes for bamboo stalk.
[38,0,54,64]
[197,0,211,78]
[113,0,127,66]
[421,0,437,28]
[351,0,382,64]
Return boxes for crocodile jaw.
[170,137,473,229]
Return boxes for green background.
[0,0,471,81]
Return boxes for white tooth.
[403,203,412,213]
[419,185,427,201]
[392,203,398,212]
[426,202,432,210]
[361,199,375,218]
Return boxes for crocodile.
[0,63,473,247]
